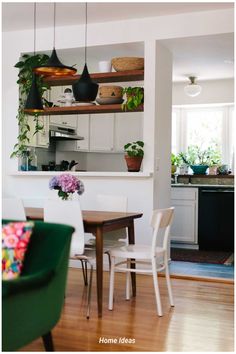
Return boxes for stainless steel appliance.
[50,126,84,140]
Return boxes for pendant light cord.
[33,3,36,55]
[53,2,56,48]
[85,2,87,63]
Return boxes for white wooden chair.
[44,199,95,319]
[2,198,26,221]
[108,207,175,316]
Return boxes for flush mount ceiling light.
[25,3,44,113]
[72,2,98,102]
[184,76,202,97]
[33,3,76,77]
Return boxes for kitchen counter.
[171,184,234,188]
[11,171,153,178]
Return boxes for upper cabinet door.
[90,114,115,151]
[76,115,90,151]
[115,112,143,152]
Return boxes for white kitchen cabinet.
[170,187,198,244]
[49,86,77,129]
[115,112,143,151]
[36,116,49,148]
[25,116,37,147]
[76,115,90,150]
[25,115,50,148]
[90,114,115,152]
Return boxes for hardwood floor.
[21,268,234,352]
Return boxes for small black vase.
[72,64,98,102]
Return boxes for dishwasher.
[198,187,234,251]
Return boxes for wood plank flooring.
[21,268,234,352]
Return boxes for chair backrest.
[151,207,175,255]
[44,199,85,256]
[96,194,128,241]
[2,198,26,221]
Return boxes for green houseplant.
[179,145,222,175]
[122,87,144,111]
[124,140,144,172]
[171,153,181,174]
[11,53,50,158]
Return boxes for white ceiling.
[2,2,233,31]
[2,2,234,82]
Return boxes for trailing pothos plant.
[11,53,50,158]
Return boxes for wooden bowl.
[98,85,123,98]
[111,57,144,71]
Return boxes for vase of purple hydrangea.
[49,174,85,200]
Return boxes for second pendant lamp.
[34,3,76,77]
[72,3,98,102]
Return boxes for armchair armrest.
[2,269,55,298]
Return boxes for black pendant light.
[34,3,76,77]
[72,2,98,102]
[25,3,44,113]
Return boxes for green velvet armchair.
[2,220,74,352]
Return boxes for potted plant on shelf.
[124,140,144,172]
[122,86,144,111]
[11,53,50,158]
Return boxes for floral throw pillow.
[2,221,34,280]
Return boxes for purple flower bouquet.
[49,174,85,200]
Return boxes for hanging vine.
[11,53,50,158]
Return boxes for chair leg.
[165,258,174,307]
[126,259,131,300]
[42,331,54,351]
[108,256,115,310]
[152,259,163,317]
[80,259,88,286]
[105,250,111,271]
[86,261,93,319]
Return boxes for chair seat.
[109,244,165,259]
[86,238,127,250]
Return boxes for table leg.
[128,221,136,297]
[95,226,103,317]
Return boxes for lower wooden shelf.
[25,104,144,116]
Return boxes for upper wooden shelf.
[25,104,144,116]
[43,70,144,86]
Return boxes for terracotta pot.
[124,155,143,172]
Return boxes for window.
[172,104,234,167]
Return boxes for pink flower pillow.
[2,221,34,280]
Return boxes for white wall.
[2,7,234,248]
[173,78,234,105]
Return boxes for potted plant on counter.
[171,153,181,174]
[124,140,144,172]
[179,145,222,175]
[122,87,144,111]
[207,147,222,175]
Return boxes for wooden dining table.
[25,207,143,317]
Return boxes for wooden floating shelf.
[25,104,144,116]
[43,70,144,86]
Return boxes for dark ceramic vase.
[72,64,98,102]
